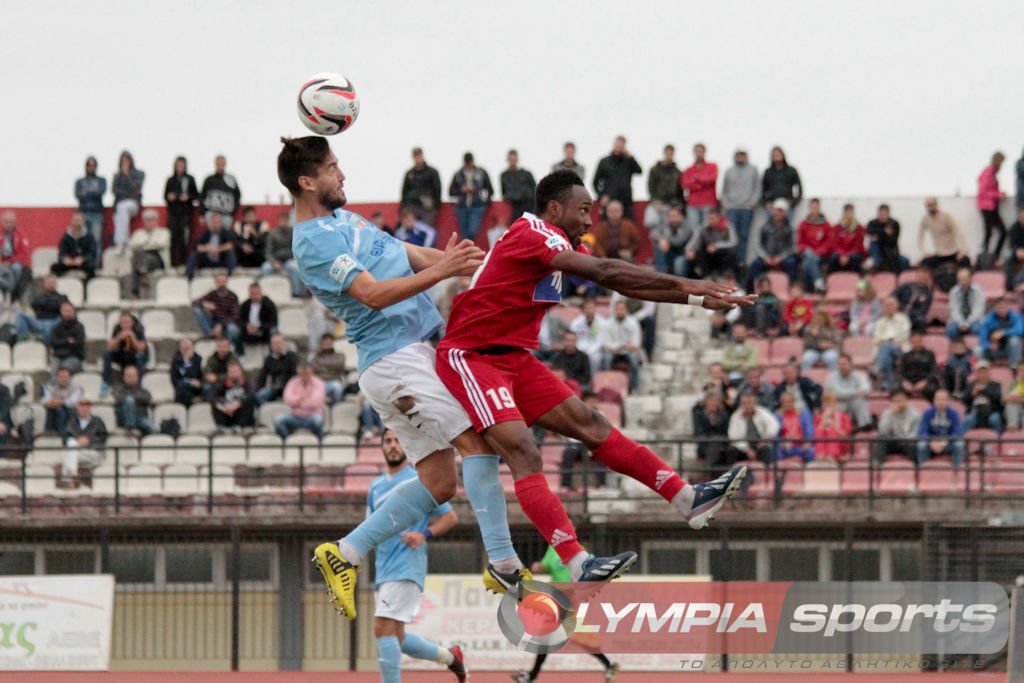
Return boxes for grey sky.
[3,0,1023,207]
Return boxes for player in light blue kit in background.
[369,428,466,683]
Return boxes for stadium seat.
[141,310,176,340]
[0,481,20,499]
[622,395,662,428]
[357,443,381,463]
[56,277,85,307]
[842,336,875,367]
[329,402,360,434]
[100,247,132,277]
[908,398,931,416]
[29,435,64,466]
[85,278,122,307]
[188,276,216,302]
[3,373,35,404]
[989,367,1013,391]
[897,269,918,287]
[284,433,321,465]
[804,367,829,387]
[124,464,163,497]
[343,463,382,495]
[988,461,1024,493]
[927,300,950,325]
[333,338,359,364]
[141,372,174,404]
[153,403,187,432]
[549,305,581,326]
[965,428,999,457]
[592,371,629,400]
[227,276,254,302]
[775,457,804,495]
[868,272,896,299]
[90,404,116,431]
[258,275,292,303]
[0,345,11,372]
[31,247,58,278]
[801,459,840,495]
[658,332,683,350]
[88,464,122,497]
[278,308,309,339]
[155,276,190,306]
[974,271,1005,302]
[770,337,803,366]
[748,339,771,362]
[878,459,916,494]
[186,403,217,435]
[742,461,773,499]
[23,464,57,498]
[247,434,283,466]
[175,435,211,466]
[75,372,104,402]
[209,434,249,465]
[321,434,357,466]
[79,310,108,340]
[105,435,140,466]
[193,339,216,361]
[258,401,290,430]
[825,272,859,302]
[139,434,177,466]
[921,335,949,363]
[917,458,964,494]
[840,460,874,495]
[763,367,784,385]
[12,341,47,372]
[198,464,235,496]
[596,401,622,429]
[162,463,200,497]
[999,431,1024,458]
[766,271,790,301]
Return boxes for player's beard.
[318,185,347,212]
[384,453,407,468]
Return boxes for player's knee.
[427,478,456,503]
[373,621,393,638]
[576,407,613,447]
[502,437,543,476]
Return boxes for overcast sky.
[3,0,1023,208]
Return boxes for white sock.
[437,648,454,666]
[336,537,363,567]
[567,551,590,581]
[492,557,524,573]
[672,484,696,513]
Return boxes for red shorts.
[435,346,575,431]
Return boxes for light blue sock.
[345,479,438,561]
[462,454,517,563]
[377,636,402,683]
[400,632,440,662]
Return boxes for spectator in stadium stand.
[306,299,341,354]
[721,147,760,262]
[369,211,391,234]
[60,399,107,484]
[113,365,154,436]
[0,210,31,300]
[648,144,683,205]
[898,330,939,400]
[747,198,798,290]
[962,360,1004,433]
[127,208,171,297]
[977,151,1008,259]
[825,354,873,431]
[599,300,643,390]
[111,150,144,254]
[978,295,1024,368]
[774,390,815,462]
[917,389,966,466]
[400,147,442,226]
[795,198,832,292]
[721,322,760,381]
[552,330,592,392]
[708,309,732,345]
[14,274,67,342]
[192,272,240,342]
[761,146,802,217]
[588,200,643,262]
[1004,364,1024,429]
[874,389,920,463]
[211,361,255,433]
[772,361,823,413]
[48,302,86,377]
[814,393,853,459]
[486,211,509,249]
[740,276,782,337]
[1006,207,1024,293]
[274,362,326,441]
[738,366,776,408]
[681,143,718,228]
[449,152,493,241]
[551,141,585,180]
[535,309,569,363]
[201,336,237,402]
[393,208,438,248]
[686,207,739,278]
[500,149,536,222]
[783,282,813,336]
[101,311,148,393]
[43,367,82,434]
[310,333,347,405]
[51,211,98,281]
[848,279,882,337]
[692,390,731,475]
[593,135,642,219]
[648,203,692,277]
[829,203,867,275]
[75,156,107,249]
[947,267,986,339]
[170,337,204,407]
[558,392,609,489]
[359,392,384,440]
[726,390,779,466]
[200,155,241,227]
[704,362,738,410]
[233,206,268,269]
[186,212,237,279]
[0,384,14,449]
[942,336,974,397]
[918,196,971,277]
[164,156,199,267]
[893,267,934,331]
[254,333,299,405]
[865,203,908,274]
[569,298,604,376]
[801,305,842,371]
[611,293,657,358]
[262,211,303,297]
[236,283,277,355]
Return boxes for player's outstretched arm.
[404,234,483,274]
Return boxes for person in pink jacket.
[275,362,326,440]
[978,151,1007,257]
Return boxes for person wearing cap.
[681,143,718,228]
[60,399,108,485]
[400,147,442,227]
[746,198,798,290]
[721,147,760,262]
[127,208,171,297]
[962,360,1004,433]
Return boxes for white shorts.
[359,342,473,464]
[374,579,422,622]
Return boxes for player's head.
[277,136,346,211]
[380,428,406,468]
[534,169,592,247]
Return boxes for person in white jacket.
[127,208,171,297]
[946,267,987,339]
[727,391,780,466]
[569,298,606,376]
[872,297,912,391]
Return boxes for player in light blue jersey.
[278,136,538,621]
[369,429,466,683]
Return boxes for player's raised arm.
[404,234,483,274]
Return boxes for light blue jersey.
[293,209,444,374]
[369,466,451,589]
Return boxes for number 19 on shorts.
[485,387,516,410]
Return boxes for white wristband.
[687,294,704,307]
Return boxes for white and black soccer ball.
[297,72,360,135]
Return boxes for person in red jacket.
[796,198,832,292]
[814,393,853,459]
[0,211,31,300]
[681,143,718,228]
[783,282,814,336]
[977,151,1007,258]
[829,203,867,275]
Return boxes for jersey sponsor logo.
[329,254,357,284]
[370,234,391,257]
[545,235,569,250]
[532,271,563,303]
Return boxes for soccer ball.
[297,73,360,135]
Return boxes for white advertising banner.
[0,575,114,671]
[402,574,706,672]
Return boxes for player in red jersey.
[436,170,755,582]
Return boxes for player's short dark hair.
[890,388,907,399]
[278,136,331,196]
[535,169,584,214]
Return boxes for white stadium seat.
[90,464,124,497]
[228,276,254,302]
[141,372,174,404]
[189,276,216,302]
[247,434,283,466]
[198,464,235,496]
[56,277,85,307]
[153,402,186,431]
[100,247,132,277]
[155,276,190,306]
[284,433,320,465]
[125,464,163,496]
[75,372,105,403]
[78,310,108,340]
[0,345,11,372]
[86,277,122,307]
[175,435,211,466]
[210,434,249,465]
[139,434,176,466]
[321,434,357,466]
[24,465,58,497]
[31,247,58,278]
[12,341,47,372]
[278,308,308,338]
[162,463,200,497]
[141,310,176,340]
[258,275,292,303]
[186,403,217,435]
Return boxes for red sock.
[513,473,584,563]
[592,428,686,502]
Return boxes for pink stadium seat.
[974,271,1005,302]
[843,336,874,367]
[922,335,949,364]
[801,459,840,495]
[868,272,897,299]
[851,433,876,460]
[775,457,804,495]
[840,461,874,495]
[357,444,382,463]
[766,272,790,301]
[592,371,629,399]
[763,367,784,385]
[804,367,829,386]
[878,459,916,494]
[342,464,382,495]
[927,300,950,325]
[596,401,622,428]
[550,305,581,326]
[908,398,931,415]
[867,398,889,419]
[917,458,964,494]
[825,273,859,303]
[749,338,771,362]
[965,429,999,457]
[989,367,1013,391]
[897,269,919,287]
[742,461,773,500]
[999,431,1024,458]
[770,337,804,365]
[988,462,1024,493]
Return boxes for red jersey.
[440,213,581,351]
